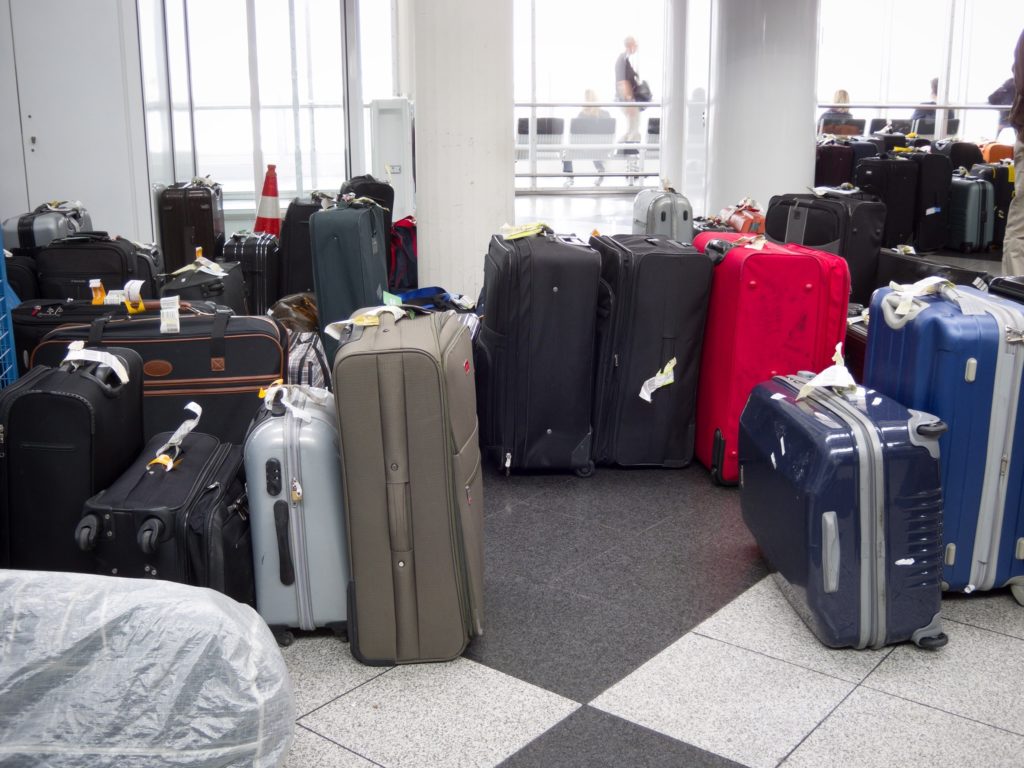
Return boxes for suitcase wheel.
[271,627,295,647]
[137,518,165,555]
[75,515,100,552]
[574,461,595,479]
[914,632,949,650]
[1011,584,1024,607]
[327,620,349,643]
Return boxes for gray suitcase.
[244,385,348,644]
[2,202,92,251]
[949,175,994,253]
[332,309,484,665]
[631,188,694,243]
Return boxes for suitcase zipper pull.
[291,478,303,502]
[504,452,512,477]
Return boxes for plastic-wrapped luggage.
[0,569,294,767]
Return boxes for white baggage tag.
[325,306,407,339]
[796,343,857,401]
[639,357,677,403]
[160,295,181,334]
[63,340,130,384]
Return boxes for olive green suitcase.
[332,309,484,664]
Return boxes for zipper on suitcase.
[286,407,317,630]
[177,442,233,583]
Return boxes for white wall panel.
[0,0,29,224]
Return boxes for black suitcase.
[866,133,907,153]
[36,232,162,301]
[873,247,993,291]
[30,313,287,444]
[4,251,38,302]
[158,180,226,272]
[160,260,248,314]
[0,345,143,572]
[12,297,225,375]
[221,232,281,314]
[340,174,395,235]
[280,193,335,296]
[932,139,984,172]
[971,162,1015,246]
[475,231,600,475]
[854,156,918,247]
[76,414,254,605]
[764,192,886,305]
[815,143,854,187]
[589,234,714,467]
[902,150,952,252]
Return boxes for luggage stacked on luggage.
[160,257,249,314]
[933,139,984,171]
[341,174,395,235]
[475,229,600,475]
[158,177,226,271]
[631,188,694,243]
[864,280,1024,604]
[244,384,349,643]
[948,168,995,252]
[739,369,949,649]
[815,138,876,186]
[853,154,918,248]
[0,343,143,573]
[980,142,1013,163]
[1,201,92,253]
[280,192,337,295]
[590,234,713,467]
[332,308,484,663]
[36,232,162,300]
[222,231,282,314]
[692,233,850,484]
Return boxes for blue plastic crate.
[0,231,19,388]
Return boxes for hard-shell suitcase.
[902,150,952,252]
[475,231,600,474]
[815,143,854,187]
[310,200,389,361]
[1,202,92,252]
[740,373,948,649]
[31,313,286,444]
[590,234,713,467]
[631,189,694,243]
[764,191,885,305]
[158,180,226,272]
[873,248,992,292]
[970,162,1014,247]
[980,142,1013,163]
[0,345,143,572]
[221,232,282,314]
[76,405,254,604]
[865,282,1024,603]
[332,310,484,664]
[854,156,919,247]
[949,174,994,252]
[4,251,38,302]
[244,385,348,641]
[160,259,248,314]
[692,235,850,484]
[280,193,336,296]
[36,232,161,301]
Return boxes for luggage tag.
[160,295,181,334]
[148,402,202,472]
[639,357,676,403]
[324,306,408,339]
[796,343,857,401]
[500,221,553,240]
[90,279,106,305]
[123,280,146,314]
[63,340,130,384]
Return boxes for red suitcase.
[693,233,850,484]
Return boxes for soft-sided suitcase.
[389,215,418,292]
[309,200,389,361]
[31,313,286,444]
[36,232,161,301]
[692,234,850,484]
[158,179,226,272]
[902,150,952,252]
[280,193,336,296]
[970,162,1014,247]
[475,231,600,474]
[160,259,248,314]
[873,247,992,292]
[865,282,1024,603]
[845,319,868,381]
[949,174,995,253]
[1,202,92,252]
[332,309,484,664]
[933,140,984,172]
[866,133,907,153]
[221,232,282,314]
[980,142,1012,163]
[244,385,348,643]
[854,155,919,247]
[631,189,694,243]
[590,234,713,467]
[0,344,143,572]
[4,250,38,302]
[740,373,948,649]
[340,174,395,235]
[76,404,254,604]
[815,143,854,187]
[764,191,885,305]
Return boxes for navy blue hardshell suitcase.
[740,374,948,649]
[864,283,1024,604]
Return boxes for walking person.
[616,36,643,185]
[1002,28,1024,275]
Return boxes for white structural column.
[706,0,819,213]
[411,0,514,298]
[660,0,688,194]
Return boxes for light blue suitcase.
[865,282,1024,603]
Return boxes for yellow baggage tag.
[90,279,106,305]
[123,280,146,314]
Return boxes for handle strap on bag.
[260,380,331,424]
[795,343,857,401]
[62,340,130,384]
[148,402,202,472]
[324,305,411,340]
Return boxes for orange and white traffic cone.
[254,164,281,236]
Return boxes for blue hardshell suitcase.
[865,284,1024,604]
[739,374,948,649]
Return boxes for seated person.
[819,88,851,122]
[563,89,612,187]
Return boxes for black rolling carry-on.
[815,143,854,187]
[854,155,919,247]
[76,403,254,604]
[160,260,248,314]
[158,179,226,272]
[280,193,336,296]
[901,150,952,252]
[36,232,162,301]
[589,234,714,467]
[933,139,984,172]
[221,232,281,314]
[764,191,885,306]
[31,313,287,444]
[475,230,600,475]
[4,251,38,302]
[0,344,143,572]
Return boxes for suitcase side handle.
[274,500,296,586]
[821,511,840,593]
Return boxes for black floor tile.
[465,574,683,703]
[499,706,746,768]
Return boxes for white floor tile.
[591,633,853,768]
[695,576,891,683]
[285,725,378,768]
[300,657,579,768]
[863,621,1024,735]
[942,590,1024,641]
[783,687,1024,768]
[281,635,390,717]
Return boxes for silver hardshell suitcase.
[632,188,694,243]
[2,202,92,251]
[244,385,349,645]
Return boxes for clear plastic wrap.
[0,571,295,767]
